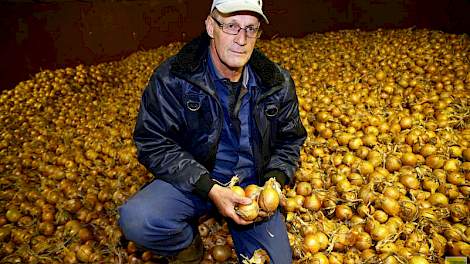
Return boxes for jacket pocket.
[257,100,280,148]
[183,92,212,131]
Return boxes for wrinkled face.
[206,11,260,74]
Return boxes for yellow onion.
[231,186,245,198]
[428,192,449,206]
[311,252,329,264]
[303,233,320,253]
[211,245,232,262]
[303,194,322,211]
[380,196,400,216]
[236,200,259,221]
[295,181,312,196]
[408,256,429,264]
[258,181,280,213]
[354,232,372,250]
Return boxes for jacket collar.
[170,32,284,89]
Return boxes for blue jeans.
[118,179,292,263]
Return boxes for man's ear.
[205,16,214,38]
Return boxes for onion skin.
[303,233,320,253]
[211,245,232,262]
[231,186,245,198]
[409,256,429,264]
[380,197,400,216]
[236,201,259,221]
[258,185,280,213]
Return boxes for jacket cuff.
[194,173,216,198]
[263,170,288,186]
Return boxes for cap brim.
[215,2,269,24]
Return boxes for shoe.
[168,234,204,264]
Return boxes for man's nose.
[234,29,248,45]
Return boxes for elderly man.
[118,0,306,263]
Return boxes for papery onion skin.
[236,201,259,221]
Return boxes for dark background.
[1,0,469,91]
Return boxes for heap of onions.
[0,28,469,263]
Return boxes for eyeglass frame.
[210,15,262,38]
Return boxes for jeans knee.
[118,203,147,243]
[118,202,192,254]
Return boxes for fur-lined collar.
[171,32,284,88]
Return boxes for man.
[118,0,306,263]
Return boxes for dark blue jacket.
[133,32,307,196]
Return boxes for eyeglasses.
[211,16,262,38]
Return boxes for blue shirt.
[207,53,256,187]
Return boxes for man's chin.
[226,59,248,70]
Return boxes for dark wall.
[1,0,469,91]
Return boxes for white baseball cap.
[211,0,269,24]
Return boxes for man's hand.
[208,184,254,225]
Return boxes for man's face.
[206,12,260,72]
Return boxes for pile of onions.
[0,28,469,263]
[259,28,469,263]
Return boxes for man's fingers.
[232,214,253,225]
[235,196,252,205]
[258,210,268,218]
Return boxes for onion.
[303,194,322,211]
[301,224,317,236]
[356,146,370,159]
[409,256,429,264]
[354,232,372,250]
[371,224,390,241]
[198,224,209,237]
[428,192,449,206]
[400,174,420,189]
[373,210,389,223]
[76,244,94,263]
[382,186,401,200]
[258,181,280,213]
[236,200,259,221]
[463,148,470,161]
[329,252,344,264]
[401,152,417,166]
[449,202,468,222]
[312,252,329,263]
[211,245,232,262]
[421,177,439,193]
[231,186,245,198]
[380,197,400,216]
[420,144,437,157]
[315,232,329,250]
[244,184,261,199]
[284,197,299,212]
[359,160,375,176]
[5,208,22,223]
[447,172,465,185]
[385,156,401,172]
[444,159,461,172]
[425,155,444,169]
[335,204,353,220]
[303,233,320,253]
[348,137,363,150]
[377,242,397,255]
[295,182,312,196]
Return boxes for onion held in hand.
[258,182,280,213]
[236,200,259,221]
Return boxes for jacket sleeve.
[264,70,307,185]
[133,68,211,194]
